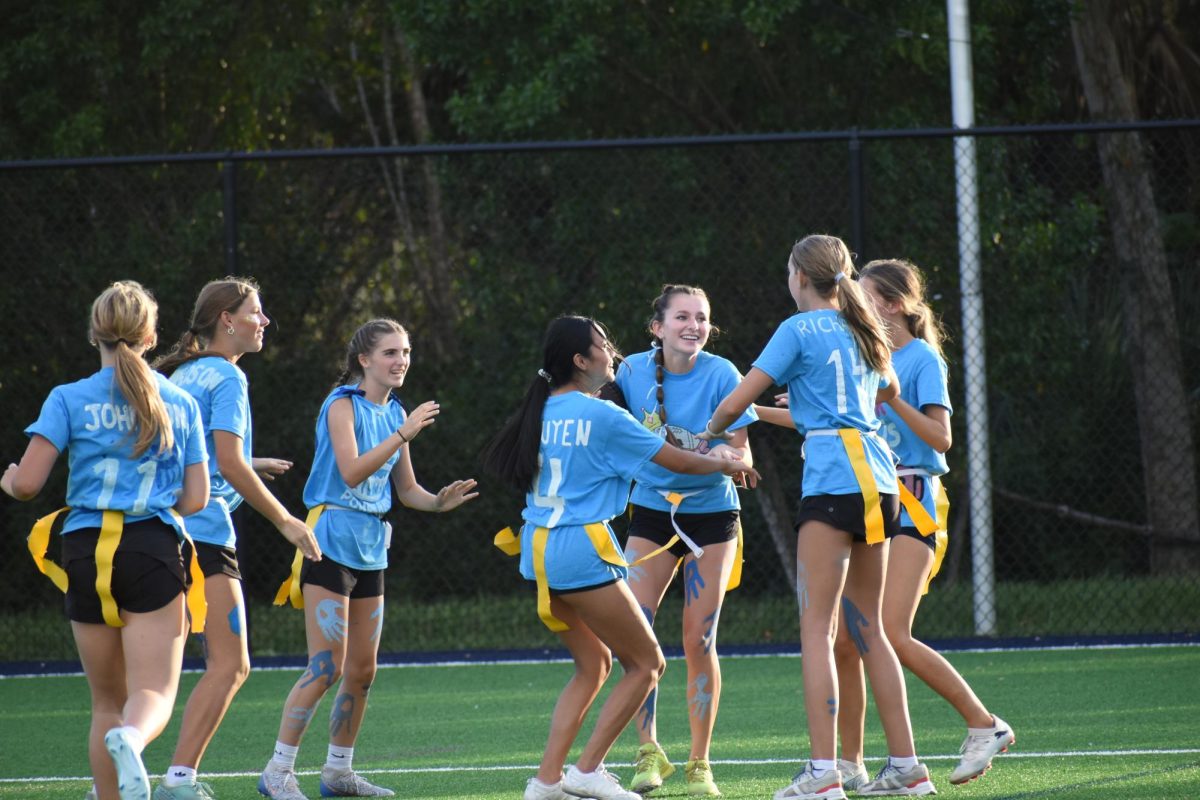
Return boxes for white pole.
[947,0,996,635]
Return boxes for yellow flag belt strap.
[28,506,207,632]
[807,428,886,544]
[895,468,951,596]
[274,504,324,610]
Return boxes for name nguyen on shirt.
[542,418,592,447]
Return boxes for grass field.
[2,646,1198,799]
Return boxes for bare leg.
[328,596,384,748]
[622,536,678,744]
[833,602,867,764]
[843,539,916,758]
[562,580,666,772]
[73,623,127,800]
[885,537,992,727]
[168,574,250,768]
[679,539,737,761]
[535,597,613,785]
[272,585,350,747]
[795,521,852,761]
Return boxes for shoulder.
[697,351,738,375]
[618,351,654,377]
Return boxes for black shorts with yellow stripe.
[62,517,187,624]
[794,492,900,542]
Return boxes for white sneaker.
[949,715,1015,784]
[773,763,846,800]
[857,761,936,796]
[524,776,574,800]
[104,728,151,800]
[562,764,641,800]
[318,766,395,797]
[837,759,869,792]
[258,762,309,800]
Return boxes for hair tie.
[537,369,553,384]
[834,272,846,283]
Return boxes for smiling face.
[574,328,616,392]
[224,291,270,355]
[358,331,412,393]
[652,292,711,361]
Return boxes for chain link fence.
[2,122,1197,664]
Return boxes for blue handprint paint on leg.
[796,561,810,617]
[369,605,384,643]
[300,649,336,689]
[689,673,713,719]
[228,603,244,637]
[638,687,657,731]
[329,692,356,737]
[841,596,870,655]
[684,561,706,606]
[316,599,348,643]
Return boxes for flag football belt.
[896,467,951,595]
[492,494,744,633]
[274,503,388,609]
[805,428,888,544]
[28,507,207,632]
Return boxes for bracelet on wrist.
[705,421,726,438]
[396,428,408,443]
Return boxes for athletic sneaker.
[258,762,309,800]
[837,760,869,792]
[631,741,676,793]
[318,767,395,797]
[105,728,151,800]
[949,715,1015,784]
[773,763,846,800]
[684,758,720,796]
[856,761,937,796]
[562,764,641,800]
[153,782,217,800]
[524,776,574,800]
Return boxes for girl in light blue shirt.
[2,281,209,800]
[705,236,936,799]
[833,259,1013,789]
[260,319,477,800]
[482,315,756,800]
[614,285,757,797]
[153,277,322,800]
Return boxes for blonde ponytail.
[90,281,174,457]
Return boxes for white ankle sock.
[889,755,918,770]
[163,766,197,787]
[326,744,354,771]
[810,759,836,775]
[271,741,300,770]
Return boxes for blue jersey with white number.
[304,385,406,570]
[521,392,665,528]
[25,367,208,534]
[170,356,253,548]
[876,339,951,475]
[753,309,897,496]
[616,349,757,512]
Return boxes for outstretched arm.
[390,445,479,512]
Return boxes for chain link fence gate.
[1,121,1197,665]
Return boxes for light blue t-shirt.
[876,339,952,476]
[304,385,406,570]
[25,367,208,534]
[170,356,253,548]
[616,349,757,512]
[753,309,897,496]
[521,392,665,529]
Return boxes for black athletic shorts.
[893,526,937,551]
[300,556,384,599]
[794,492,900,543]
[195,541,242,579]
[627,505,740,559]
[62,518,187,623]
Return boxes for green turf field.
[2,646,1197,799]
